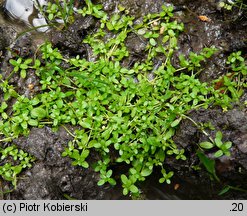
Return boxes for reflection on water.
[4,0,49,32]
[0,11,5,25]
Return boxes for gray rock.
[235,134,247,154]
[10,126,121,200]
[226,109,247,132]
[0,28,8,51]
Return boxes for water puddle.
[3,0,49,32]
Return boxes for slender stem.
[0,137,14,142]
[229,185,247,193]
[147,18,161,26]
[181,114,215,144]
[62,125,76,138]
[60,84,78,90]
[15,24,55,41]
[175,67,187,72]
[39,121,53,125]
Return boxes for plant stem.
[62,125,76,138]
[181,114,215,143]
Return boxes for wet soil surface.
[7,126,123,200]
[0,0,247,199]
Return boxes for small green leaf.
[159,177,165,183]
[20,69,26,79]
[150,38,157,46]
[102,128,111,140]
[121,174,128,184]
[106,22,113,30]
[137,28,146,35]
[80,133,89,147]
[108,178,116,186]
[56,99,64,108]
[13,165,23,175]
[218,2,225,8]
[166,179,171,184]
[31,107,47,119]
[163,128,175,141]
[93,143,101,148]
[97,179,105,186]
[34,59,41,67]
[81,150,90,159]
[21,121,28,129]
[24,59,32,64]
[80,121,91,129]
[218,185,231,196]
[9,59,18,66]
[167,171,174,178]
[197,150,220,182]
[88,140,98,148]
[224,141,232,149]
[81,161,89,168]
[129,185,139,193]
[106,170,113,178]
[224,151,231,157]
[48,13,54,20]
[215,131,223,140]
[214,150,223,158]
[167,150,173,155]
[123,188,129,195]
[215,138,223,148]
[17,58,22,64]
[28,119,39,126]
[141,167,152,177]
[2,112,8,119]
[199,141,214,149]
[62,151,68,157]
[171,118,181,127]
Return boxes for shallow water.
[3,0,49,32]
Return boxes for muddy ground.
[0,0,247,199]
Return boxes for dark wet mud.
[0,0,247,199]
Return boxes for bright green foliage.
[38,0,75,27]
[9,58,32,79]
[77,0,107,19]
[98,170,116,186]
[219,0,247,11]
[0,3,246,196]
[213,51,247,109]
[179,47,217,72]
[219,1,234,10]
[227,51,247,76]
[214,131,232,157]
[199,131,232,157]
[121,174,139,195]
[0,145,35,188]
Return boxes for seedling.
[38,0,75,28]
[0,145,35,188]
[199,131,232,157]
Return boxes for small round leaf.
[199,142,214,149]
